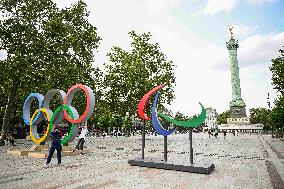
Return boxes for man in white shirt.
[76,126,88,150]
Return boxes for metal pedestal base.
[128,158,215,174]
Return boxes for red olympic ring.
[63,84,95,124]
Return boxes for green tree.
[0,0,101,145]
[174,111,187,120]
[173,111,185,132]
[270,96,284,137]
[96,108,113,133]
[216,110,230,125]
[270,47,284,94]
[270,47,284,137]
[104,31,176,120]
[122,115,133,135]
[249,108,271,130]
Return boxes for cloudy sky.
[4,0,284,116]
[56,0,284,116]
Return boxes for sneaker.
[57,163,61,166]
[45,163,51,167]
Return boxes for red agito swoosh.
[137,83,167,120]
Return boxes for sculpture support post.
[142,120,145,159]
[189,128,193,164]
[164,136,167,162]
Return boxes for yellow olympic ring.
[30,108,51,144]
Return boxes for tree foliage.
[269,47,284,136]
[216,110,230,125]
[174,111,188,120]
[104,31,176,120]
[270,48,284,94]
[249,108,271,130]
[0,0,101,144]
[122,115,133,131]
[96,108,113,132]
[270,95,284,134]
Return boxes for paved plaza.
[0,133,284,189]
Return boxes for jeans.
[46,143,62,164]
[76,138,85,150]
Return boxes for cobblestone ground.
[0,133,283,189]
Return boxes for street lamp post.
[267,93,274,137]
[267,93,271,109]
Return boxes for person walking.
[46,125,62,166]
[208,129,211,138]
[214,128,219,139]
[75,126,82,142]
[76,126,88,151]
[223,130,227,139]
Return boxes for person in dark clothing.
[223,130,227,139]
[8,131,15,146]
[75,127,82,149]
[214,128,219,138]
[46,125,62,166]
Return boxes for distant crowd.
[207,127,240,139]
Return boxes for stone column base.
[230,106,247,118]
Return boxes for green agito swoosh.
[158,103,206,128]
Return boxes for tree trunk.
[0,82,18,146]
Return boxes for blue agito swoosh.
[151,92,176,136]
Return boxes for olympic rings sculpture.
[137,83,206,136]
[23,84,95,144]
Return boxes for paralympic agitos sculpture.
[129,83,215,174]
[22,84,95,144]
[138,83,206,135]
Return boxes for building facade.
[204,107,218,129]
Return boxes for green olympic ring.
[49,105,78,144]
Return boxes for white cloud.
[143,0,182,12]
[54,0,279,116]
[213,32,284,69]
[238,32,284,67]
[246,0,276,6]
[230,24,258,37]
[203,0,237,15]
[242,65,278,109]
[202,0,276,15]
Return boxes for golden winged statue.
[229,27,234,38]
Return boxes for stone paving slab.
[0,133,283,188]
